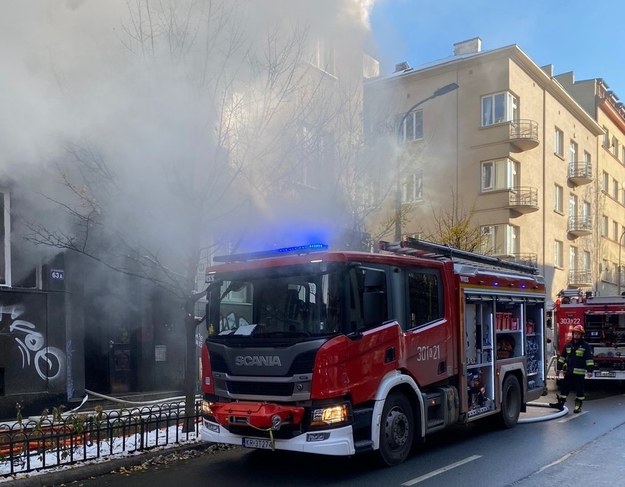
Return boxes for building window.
[554,128,564,157]
[601,215,609,237]
[622,146,625,163]
[480,224,519,256]
[481,158,518,191]
[0,191,9,286]
[603,127,610,149]
[481,92,518,127]
[360,178,380,210]
[569,246,578,271]
[612,136,619,157]
[569,194,577,219]
[614,221,620,241]
[296,126,333,188]
[613,178,620,200]
[310,39,335,76]
[554,184,563,213]
[602,171,609,192]
[401,171,423,203]
[583,251,591,272]
[554,240,563,268]
[397,110,423,142]
[569,140,578,164]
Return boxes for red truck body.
[199,239,546,465]
[554,292,625,380]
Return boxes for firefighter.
[549,324,594,413]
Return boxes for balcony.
[506,186,539,214]
[568,215,593,237]
[508,119,539,152]
[568,161,593,186]
[568,269,592,287]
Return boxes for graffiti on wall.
[1,303,66,384]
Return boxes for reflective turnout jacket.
[557,339,594,376]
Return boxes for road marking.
[401,455,482,486]
[557,411,588,423]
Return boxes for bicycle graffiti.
[1,304,66,383]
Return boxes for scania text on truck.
[199,238,547,466]
[553,290,625,380]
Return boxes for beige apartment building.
[554,74,625,296]
[364,38,608,301]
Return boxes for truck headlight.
[310,403,349,427]
[201,400,214,417]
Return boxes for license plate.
[595,371,616,378]
[242,437,273,449]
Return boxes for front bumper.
[200,418,356,456]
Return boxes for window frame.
[554,127,564,157]
[401,171,423,203]
[553,184,563,213]
[554,240,563,268]
[480,158,518,192]
[397,110,424,143]
[481,91,518,127]
[480,223,519,256]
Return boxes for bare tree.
[22,0,370,426]
[421,190,485,252]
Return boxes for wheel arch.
[498,363,526,408]
[371,370,423,451]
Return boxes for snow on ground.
[0,423,203,482]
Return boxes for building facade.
[364,38,606,301]
[555,74,625,296]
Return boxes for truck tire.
[498,374,521,428]
[378,393,414,466]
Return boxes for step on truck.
[199,238,547,466]
[553,290,625,380]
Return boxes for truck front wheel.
[378,393,414,466]
[499,374,521,428]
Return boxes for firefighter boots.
[574,398,583,413]
[549,396,566,411]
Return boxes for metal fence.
[0,401,201,477]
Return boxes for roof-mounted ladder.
[379,237,539,275]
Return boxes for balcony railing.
[508,119,539,152]
[569,269,593,287]
[568,215,593,236]
[568,161,593,185]
[507,186,539,213]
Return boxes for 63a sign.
[50,269,65,281]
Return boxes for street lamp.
[618,229,625,295]
[394,82,459,241]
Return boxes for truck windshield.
[206,265,346,339]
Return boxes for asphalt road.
[18,383,625,487]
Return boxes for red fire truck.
[199,238,546,465]
[553,290,625,380]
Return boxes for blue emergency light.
[213,243,329,263]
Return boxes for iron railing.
[509,119,538,143]
[0,401,201,477]
[508,186,538,208]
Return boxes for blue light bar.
[213,243,329,263]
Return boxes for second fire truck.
[553,290,625,380]
[200,238,547,466]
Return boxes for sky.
[369,0,625,100]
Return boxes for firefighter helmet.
[572,324,585,335]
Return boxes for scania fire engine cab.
[200,238,546,466]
